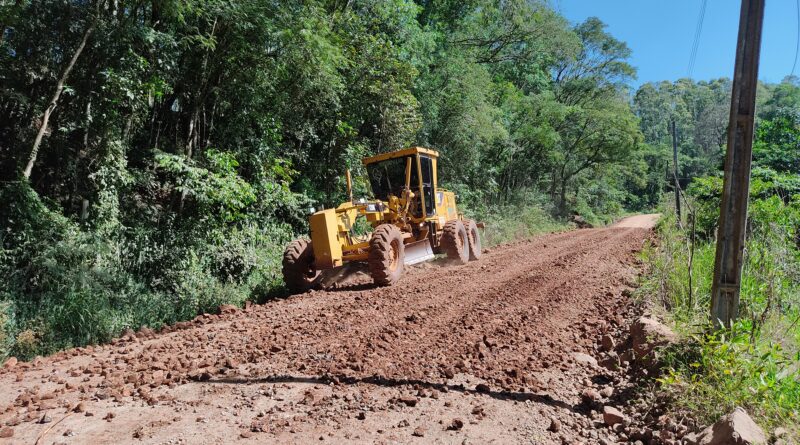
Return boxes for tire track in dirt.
[285,228,621,379]
[0,217,657,445]
[226,229,614,380]
[323,229,628,382]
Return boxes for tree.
[754,109,800,172]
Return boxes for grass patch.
[639,208,800,437]
[478,204,570,247]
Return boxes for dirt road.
[0,215,658,445]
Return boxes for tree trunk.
[559,181,567,216]
[23,20,95,180]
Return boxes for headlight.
[308,207,316,214]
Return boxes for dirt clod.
[581,388,601,403]
[397,396,418,407]
[603,406,625,426]
[2,357,17,370]
[475,383,490,393]
[447,418,464,431]
[600,334,615,351]
[696,407,766,445]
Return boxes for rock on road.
[0,215,658,444]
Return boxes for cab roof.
[361,146,439,166]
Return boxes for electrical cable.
[688,0,709,78]
[792,0,800,77]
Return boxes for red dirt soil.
[0,215,658,444]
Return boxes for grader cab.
[282,146,482,292]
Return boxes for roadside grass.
[637,209,800,437]
[477,204,570,247]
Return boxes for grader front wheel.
[282,239,318,293]
[368,224,405,286]
[442,220,469,264]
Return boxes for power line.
[688,0,709,78]
[688,0,708,77]
[792,0,800,77]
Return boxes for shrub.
[640,193,800,438]
[660,324,800,431]
[0,178,293,360]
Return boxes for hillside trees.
[633,76,800,206]
[548,18,640,214]
[415,5,645,215]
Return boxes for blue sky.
[554,0,798,87]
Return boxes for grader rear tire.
[441,220,469,264]
[464,219,482,261]
[282,239,317,294]
[368,224,405,286]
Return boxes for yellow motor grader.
[282,146,482,292]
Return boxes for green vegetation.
[468,194,569,247]
[641,209,800,435]
[636,77,800,435]
[0,1,650,359]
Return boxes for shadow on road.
[204,373,576,411]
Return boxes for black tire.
[441,220,469,264]
[464,219,482,261]
[368,224,405,286]
[282,239,317,293]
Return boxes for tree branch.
[23,11,97,179]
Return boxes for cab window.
[420,156,435,216]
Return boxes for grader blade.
[316,262,370,290]
[404,239,435,265]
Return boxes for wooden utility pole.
[710,0,765,329]
[671,120,681,225]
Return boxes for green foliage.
[754,108,800,172]
[0,180,292,359]
[635,74,800,436]
[687,168,800,238]
[155,149,256,223]
[660,325,800,432]
[639,198,800,436]
[461,190,568,246]
[633,78,731,187]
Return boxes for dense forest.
[0,0,798,363]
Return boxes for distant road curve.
[612,213,660,229]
